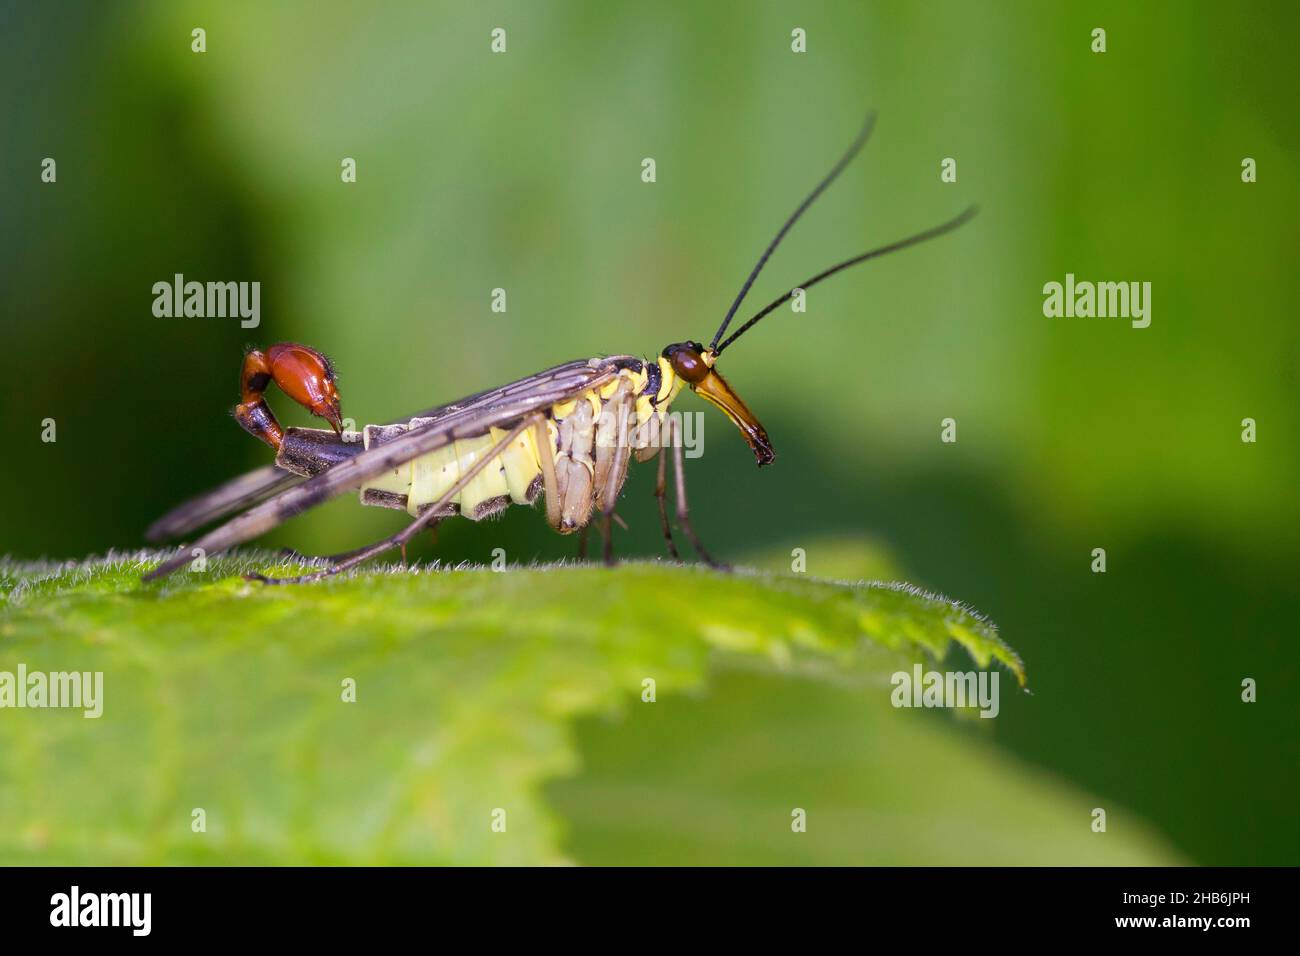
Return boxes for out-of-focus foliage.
[0,552,1172,867]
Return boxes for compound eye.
[666,343,709,384]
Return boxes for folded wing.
[144,358,627,580]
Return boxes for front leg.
[595,389,634,566]
[533,415,564,531]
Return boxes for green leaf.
[0,551,1173,864]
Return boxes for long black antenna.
[713,205,978,355]
[708,111,878,353]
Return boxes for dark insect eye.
[665,343,709,383]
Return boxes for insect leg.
[599,515,613,565]
[532,414,563,530]
[324,528,429,565]
[652,444,679,560]
[276,546,327,565]
[668,416,726,569]
[576,526,590,560]
[247,417,532,585]
[597,391,634,566]
[280,533,441,566]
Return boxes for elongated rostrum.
[145,112,976,582]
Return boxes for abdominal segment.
[351,367,664,529]
[359,418,543,520]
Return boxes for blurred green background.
[1,1,1296,864]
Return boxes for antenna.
[713,205,979,355]
[708,111,877,352]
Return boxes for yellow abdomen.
[360,418,545,520]
[357,364,678,524]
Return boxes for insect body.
[336,347,760,530]
[145,112,974,582]
[249,346,759,535]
